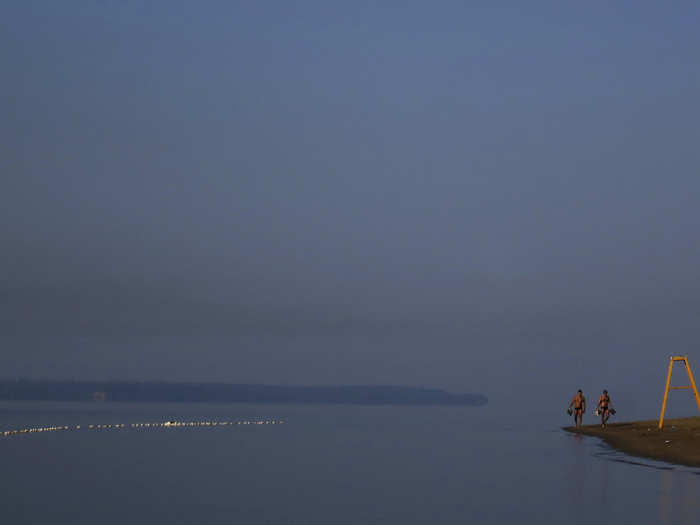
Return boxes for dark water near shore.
[1,400,699,524]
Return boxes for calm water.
[1,400,698,524]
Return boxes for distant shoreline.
[0,380,488,407]
[563,417,700,468]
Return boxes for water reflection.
[567,432,586,511]
[659,469,672,525]
[598,448,610,513]
[566,429,700,524]
[658,467,700,525]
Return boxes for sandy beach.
[564,417,700,467]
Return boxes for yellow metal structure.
[658,356,700,429]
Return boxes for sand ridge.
[564,417,700,467]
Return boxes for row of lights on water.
[2,419,285,439]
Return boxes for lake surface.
[1,400,698,524]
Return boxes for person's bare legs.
[575,409,582,428]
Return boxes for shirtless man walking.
[568,390,586,429]
[596,390,614,428]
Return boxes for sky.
[2,1,700,410]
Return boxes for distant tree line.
[0,380,487,406]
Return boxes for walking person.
[596,390,614,428]
[568,389,586,429]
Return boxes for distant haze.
[2,2,700,413]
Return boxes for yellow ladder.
[658,356,700,429]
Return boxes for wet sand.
[564,417,700,467]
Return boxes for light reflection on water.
[658,467,700,525]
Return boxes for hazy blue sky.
[2,2,699,406]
